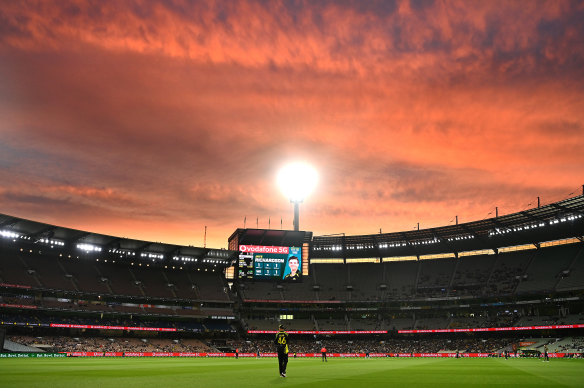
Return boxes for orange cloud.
[0,1,583,249]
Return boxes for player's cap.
[279,324,285,330]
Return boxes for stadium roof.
[228,228,313,248]
[0,213,236,264]
[311,194,584,259]
[1,194,583,262]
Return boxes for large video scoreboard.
[238,245,302,281]
[229,228,311,282]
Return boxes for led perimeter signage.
[238,245,302,281]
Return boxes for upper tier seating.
[0,252,40,288]
[486,250,534,295]
[1,250,231,302]
[313,264,348,301]
[556,245,584,292]
[19,254,76,291]
[385,260,418,299]
[60,258,110,294]
[4,242,584,303]
[347,263,384,301]
[516,244,580,294]
[450,254,495,296]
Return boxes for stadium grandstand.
[2,192,584,357]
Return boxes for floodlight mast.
[277,163,318,232]
[293,200,301,231]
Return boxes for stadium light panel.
[0,230,21,239]
[77,243,102,252]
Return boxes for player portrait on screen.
[283,255,301,281]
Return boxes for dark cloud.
[353,0,399,17]
[0,10,31,40]
[535,120,583,136]
[410,0,435,11]
[2,191,67,208]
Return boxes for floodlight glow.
[76,243,102,252]
[1,230,20,239]
[277,162,318,203]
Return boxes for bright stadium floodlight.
[277,162,318,231]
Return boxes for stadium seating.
[312,264,348,301]
[238,281,282,300]
[349,317,387,331]
[346,263,384,301]
[1,248,232,304]
[450,254,494,296]
[414,317,450,330]
[3,338,44,352]
[316,318,347,330]
[384,260,418,299]
[190,271,230,302]
[515,244,580,294]
[131,266,176,299]
[556,245,584,291]
[161,269,198,300]
[19,254,77,292]
[93,261,144,297]
[245,317,279,331]
[417,258,456,292]
[485,250,534,295]
[0,252,41,288]
[59,258,111,294]
[388,316,415,330]
[223,337,519,354]
[281,281,318,301]
[7,335,214,353]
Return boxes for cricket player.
[274,324,289,377]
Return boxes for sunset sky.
[1,0,583,249]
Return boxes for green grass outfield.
[1,357,583,387]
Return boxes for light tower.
[277,162,318,231]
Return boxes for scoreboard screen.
[238,245,302,281]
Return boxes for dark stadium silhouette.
[2,192,584,357]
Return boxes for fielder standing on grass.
[275,324,289,377]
